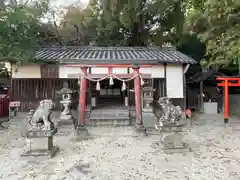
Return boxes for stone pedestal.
[142,108,156,125]
[161,132,190,154]
[21,128,59,158]
[158,124,190,154]
[157,123,185,132]
[133,124,147,137]
[71,126,89,141]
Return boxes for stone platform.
[21,128,59,158]
[158,123,185,132]
[21,145,59,158]
[24,128,58,138]
[162,142,190,154]
[157,123,190,154]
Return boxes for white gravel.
[0,114,240,180]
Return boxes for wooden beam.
[65,64,161,68]
[86,73,151,79]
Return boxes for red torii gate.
[216,76,240,123]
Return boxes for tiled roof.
[35,46,196,64]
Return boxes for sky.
[40,0,90,23]
[51,0,89,8]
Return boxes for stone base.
[142,110,156,125]
[159,131,190,154]
[72,126,89,141]
[133,124,147,136]
[162,143,190,154]
[186,118,192,127]
[157,123,185,132]
[224,118,229,124]
[58,114,74,126]
[60,114,72,120]
[57,118,75,127]
[21,146,59,158]
[25,128,58,138]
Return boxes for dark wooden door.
[40,64,59,78]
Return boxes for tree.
[55,0,188,47]
[59,1,100,45]
[0,0,199,63]
[177,34,205,77]
[187,0,240,67]
[98,0,187,46]
[0,0,49,65]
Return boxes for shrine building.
[10,46,195,126]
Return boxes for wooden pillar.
[224,80,229,123]
[79,66,88,126]
[132,65,142,126]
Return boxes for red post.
[224,80,229,123]
[132,65,142,126]
[108,67,112,74]
[79,67,88,126]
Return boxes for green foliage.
[114,0,187,46]
[187,0,240,67]
[57,0,187,46]
[0,0,209,67]
[177,34,205,77]
[59,1,100,45]
[0,0,49,65]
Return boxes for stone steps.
[89,106,131,126]
[88,118,131,126]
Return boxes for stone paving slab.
[0,113,240,179]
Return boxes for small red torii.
[216,76,240,123]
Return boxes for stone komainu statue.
[28,99,55,131]
[151,97,182,127]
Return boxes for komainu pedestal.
[158,123,190,154]
[21,99,59,158]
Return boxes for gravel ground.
[0,114,240,180]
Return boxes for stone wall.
[229,94,240,117]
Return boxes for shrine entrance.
[85,72,137,125]
[78,66,143,127]
[89,78,132,123]
[89,81,130,123]
[95,79,126,107]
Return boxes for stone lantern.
[141,87,156,125]
[58,82,76,126]
[141,87,156,111]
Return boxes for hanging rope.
[78,73,145,91]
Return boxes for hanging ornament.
[96,81,101,91]
[121,81,126,91]
[140,76,145,86]
[109,75,114,86]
